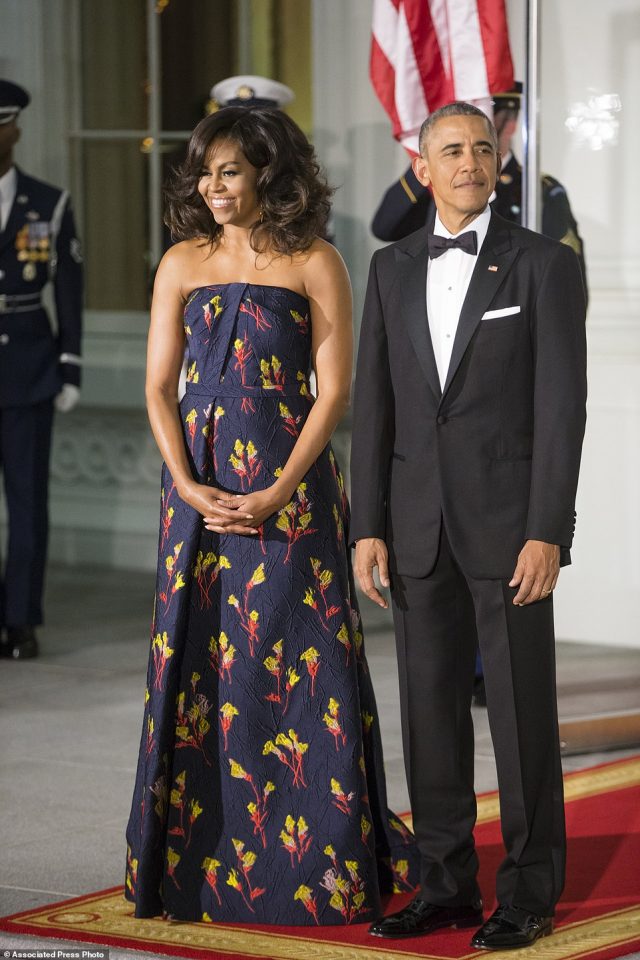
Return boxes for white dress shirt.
[0,165,17,232]
[426,205,491,389]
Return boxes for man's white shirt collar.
[433,205,492,253]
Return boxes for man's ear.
[496,150,502,180]
[412,154,430,187]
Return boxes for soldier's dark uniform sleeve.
[371,165,434,241]
[50,194,83,386]
[541,174,588,307]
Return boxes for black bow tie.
[428,231,478,258]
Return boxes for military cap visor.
[492,81,523,114]
[0,79,30,124]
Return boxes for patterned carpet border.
[1,755,639,960]
[5,895,640,960]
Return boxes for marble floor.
[1,564,639,959]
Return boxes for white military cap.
[210,75,295,109]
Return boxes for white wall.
[537,0,640,647]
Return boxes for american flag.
[371,0,514,154]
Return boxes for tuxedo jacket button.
[437,415,447,425]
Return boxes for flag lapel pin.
[488,264,499,272]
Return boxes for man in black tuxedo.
[350,102,587,949]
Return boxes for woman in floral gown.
[125,106,419,926]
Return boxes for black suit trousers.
[391,524,566,916]
[0,400,54,627]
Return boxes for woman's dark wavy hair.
[165,107,333,255]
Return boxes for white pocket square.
[481,306,521,320]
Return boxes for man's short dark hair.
[419,101,497,156]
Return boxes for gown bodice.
[183,283,313,398]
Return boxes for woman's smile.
[208,196,236,209]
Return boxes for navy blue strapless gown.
[125,283,419,925]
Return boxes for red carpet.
[1,756,639,960]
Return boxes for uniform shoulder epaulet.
[541,173,566,198]
[560,227,582,256]
[399,175,418,204]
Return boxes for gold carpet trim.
[7,758,640,960]
[399,758,640,831]
[473,757,640,827]
[561,758,640,802]
[13,895,640,960]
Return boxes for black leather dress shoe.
[471,904,553,949]
[0,626,39,660]
[369,896,484,938]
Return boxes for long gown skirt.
[125,282,419,925]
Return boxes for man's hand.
[354,537,390,609]
[509,540,560,606]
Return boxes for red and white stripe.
[371,0,514,154]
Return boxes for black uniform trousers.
[0,400,54,627]
[391,524,565,917]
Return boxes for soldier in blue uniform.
[371,84,588,300]
[0,80,83,659]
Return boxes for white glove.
[55,383,80,413]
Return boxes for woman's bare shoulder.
[155,239,212,296]
[160,238,209,270]
[303,236,344,262]
[301,239,351,296]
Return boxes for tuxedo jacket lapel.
[442,213,519,397]
[397,229,441,402]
